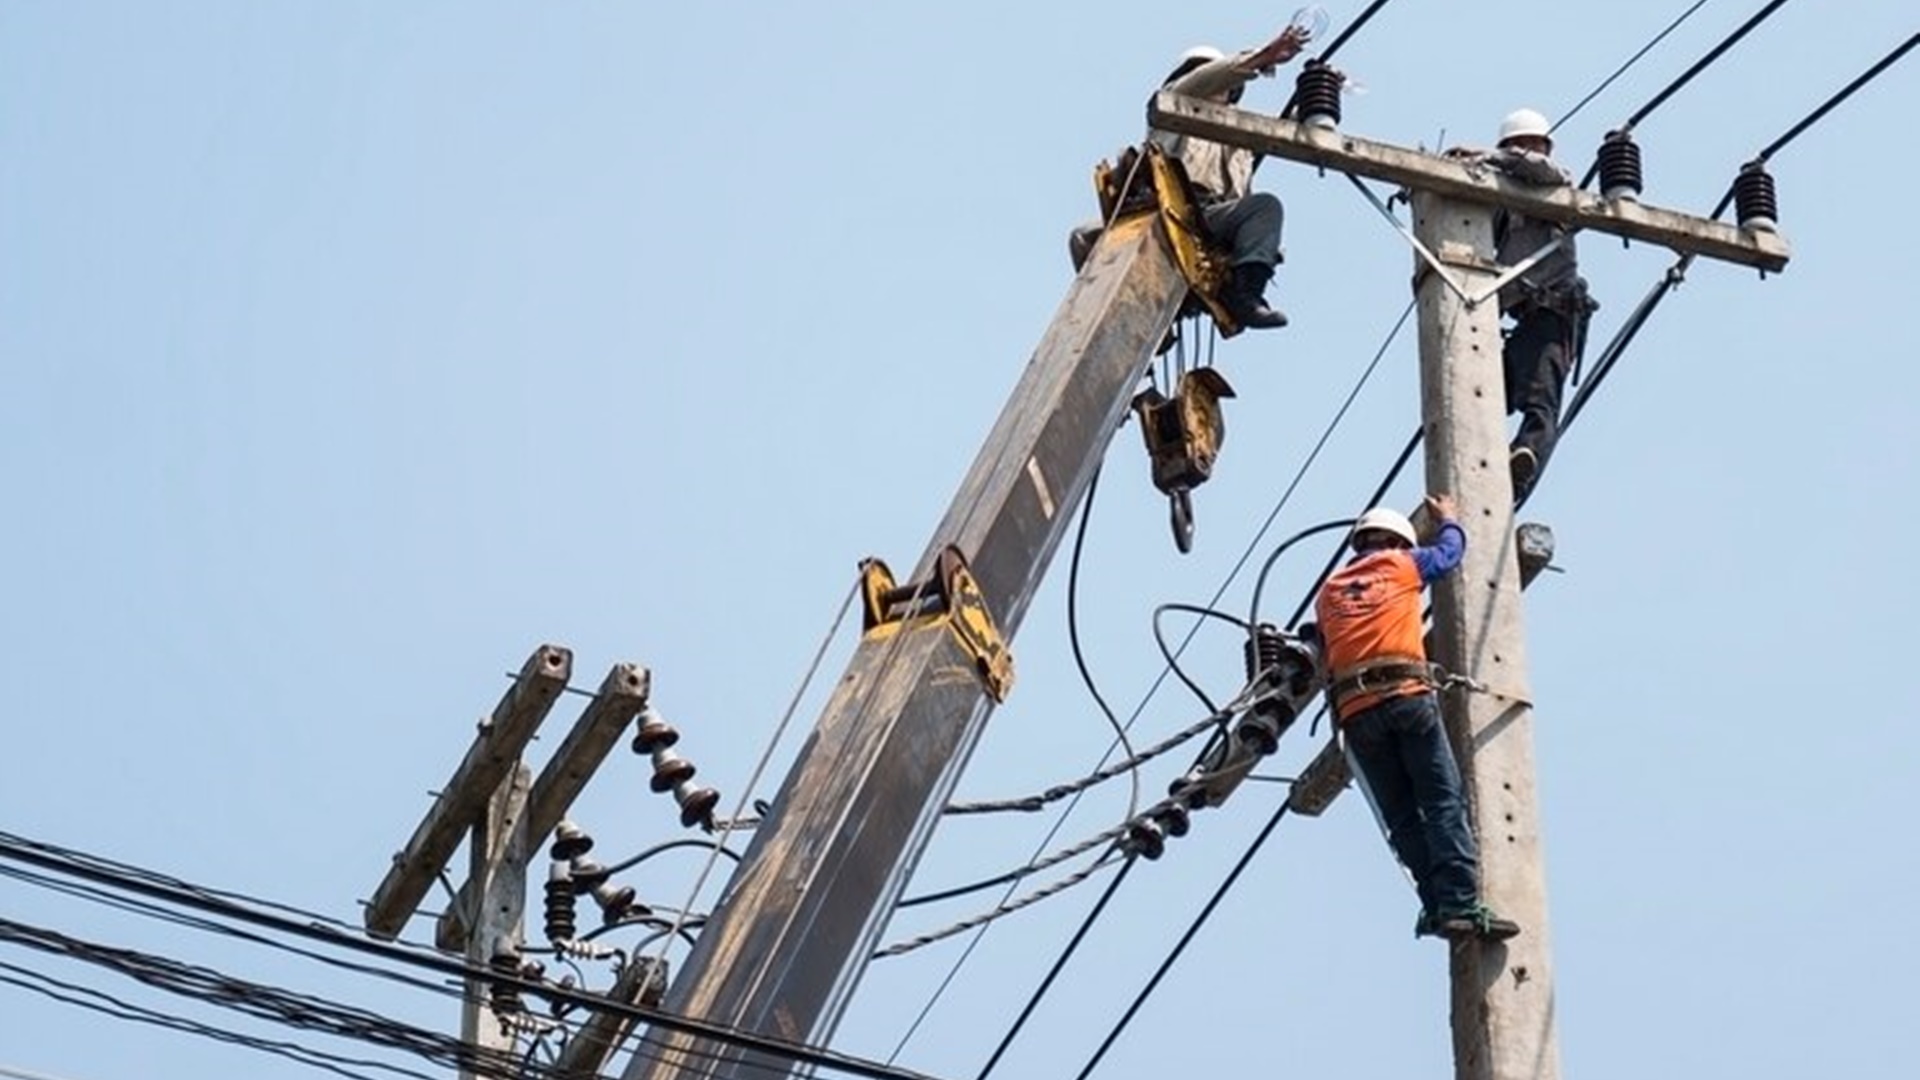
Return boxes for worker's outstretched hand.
[1247,24,1310,74]
[1424,494,1457,521]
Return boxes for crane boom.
[624,210,1193,1080]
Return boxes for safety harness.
[1324,654,1436,716]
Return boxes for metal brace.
[859,546,1015,702]
[1345,172,1564,309]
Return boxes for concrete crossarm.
[1148,92,1790,273]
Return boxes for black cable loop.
[1063,464,1140,822]
[1150,602,1251,715]
[601,837,742,878]
[1284,427,1423,631]
[1247,518,1357,629]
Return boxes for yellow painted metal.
[1145,148,1240,335]
[1091,144,1241,336]
[856,549,1014,702]
[1131,366,1236,495]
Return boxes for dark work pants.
[1502,306,1577,479]
[1068,191,1285,273]
[1200,191,1284,268]
[1344,692,1479,915]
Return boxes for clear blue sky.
[3,3,1916,1078]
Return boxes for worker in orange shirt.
[1314,495,1519,941]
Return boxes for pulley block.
[1131,367,1236,554]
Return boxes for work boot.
[1436,903,1522,942]
[1221,262,1289,330]
[1413,909,1441,939]
[1509,447,1539,502]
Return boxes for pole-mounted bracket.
[860,546,1015,702]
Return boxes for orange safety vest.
[1315,549,1432,722]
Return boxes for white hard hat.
[1352,507,1417,547]
[1179,45,1227,65]
[1498,108,1553,146]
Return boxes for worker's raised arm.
[1165,24,1309,100]
[1412,494,1466,583]
[1244,23,1310,75]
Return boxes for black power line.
[1072,801,1295,1080]
[1568,30,1920,431]
[1553,0,1711,136]
[1623,0,1795,133]
[971,857,1137,1080]
[1751,31,1919,165]
[1063,28,1920,1074]
[1319,0,1398,63]
[1579,0,1797,187]
[0,831,954,1080]
[894,294,1414,1062]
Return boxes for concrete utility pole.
[362,646,651,1078]
[1147,93,1788,1080]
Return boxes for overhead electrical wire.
[1567,29,1919,432]
[0,919,505,1080]
[1552,0,1711,136]
[971,858,1138,1080]
[893,3,1847,1066]
[0,863,470,1012]
[0,830,960,1080]
[937,711,1222,820]
[1317,0,1397,64]
[1069,38,1920,1079]
[1746,31,1917,165]
[1070,798,1297,1080]
[649,574,862,972]
[874,855,1128,960]
[1579,0,1796,187]
[896,295,1418,1065]
[2,863,791,1080]
[0,965,406,1080]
